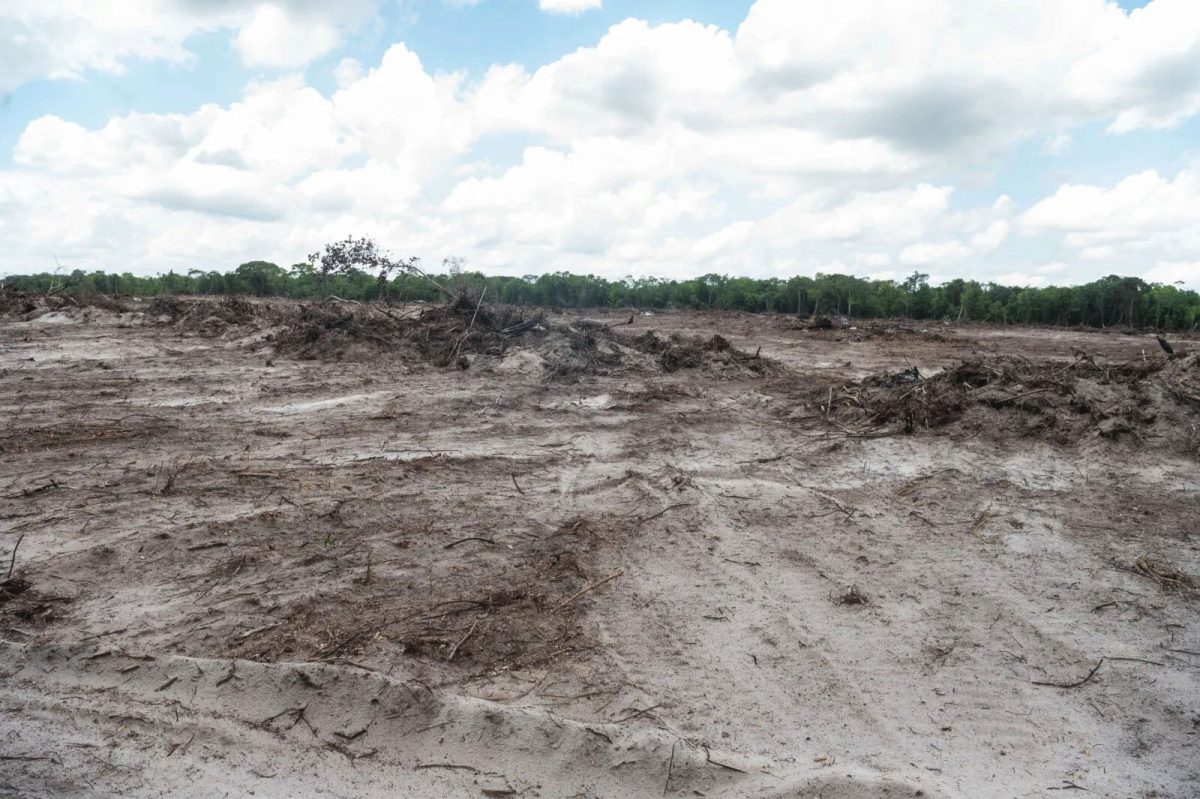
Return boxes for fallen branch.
[803,487,855,518]
[321,295,363,306]
[187,542,228,552]
[6,534,23,580]
[703,745,747,774]
[467,287,487,331]
[238,622,281,640]
[616,703,662,724]
[638,504,693,525]
[4,480,59,499]
[557,570,624,611]
[664,739,679,796]
[1105,656,1165,667]
[443,537,497,550]
[1033,658,1104,689]
[447,613,486,662]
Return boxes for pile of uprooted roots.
[12,289,777,379]
[269,294,543,366]
[1,285,130,317]
[820,352,1200,453]
[268,294,776,379]
[150,295,273,336]
[535,326,775,379]
[0,284,35,316]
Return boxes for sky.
[0,0,1198,288]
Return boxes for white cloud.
[736,0,1200,149]
[1043,132,1073,154]
[539,0,603,13]
[1021,167,1200,248]
[0,0,378,94]
[1144,261,1200,285]
[334,57,365,88]
[992,272,1049,287]
[2,1,1200,288]
[971,220,1010,252]
[899,241,972,267]
[1034,262,1069,275]
[1016,166,1200,286]
[234,4,341,68]
[1067,0,1200,132]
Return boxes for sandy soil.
[1,302,1198,798]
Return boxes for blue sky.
[0,2,752,159]
[0,0,1197,287]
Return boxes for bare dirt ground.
[1,298,1198,798]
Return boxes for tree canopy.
[4,264,1197,331]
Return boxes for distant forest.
[4,262,1199,331]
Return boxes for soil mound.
[821,352,1200,453]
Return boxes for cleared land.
[1,297,1198,798]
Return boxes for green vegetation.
[4,263,1198,330]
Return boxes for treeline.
[4,262,1198,330]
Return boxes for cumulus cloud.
[970,221,1010,252]
[992,272,1049,287]
[539,0,603,13]
[1144,261,1200,285]
[1021,167,1200,250]
[234,4,342,68]
[2,0,1200,287]
[899,241,973,267]
[0,0,378,94]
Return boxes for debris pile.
[10,288,780,379]
[1131,555,1195,593]
[537,319,627,378]
[0,284,38,316]
[788,316,962,343]
[75,292,129,314]
[1,285,130,319]
[151,295,274,337]
[270,296,777,379]
[820,352,1200,453]
[270,296,546,366]
[626,331,775,377]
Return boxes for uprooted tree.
[308,236,447,301]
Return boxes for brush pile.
[270,294,545,366]
[268,295,777,379]
[0,284,36,316]
[150,295,274,336]
[1,285,129,318]
[626,331,775,377]
[821,352,1200,453]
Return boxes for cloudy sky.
[1,0,1198,287]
